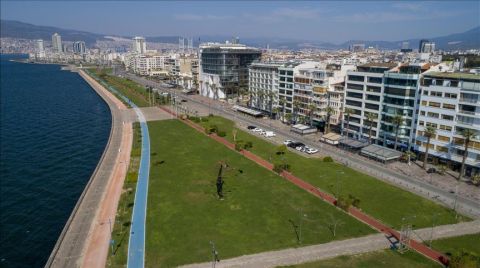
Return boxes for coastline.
[45,68,133,268]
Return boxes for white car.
[259,130,267,136]
[252,128,263,132]
[295,146,304,151]
[305,148,319,154]
[265,131,276,137]
[283,140,294,145]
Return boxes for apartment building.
[343,62,398,141]
[416,72,480,174]
[248,62,282,115]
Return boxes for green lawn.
[107,123,142,267]
[146,120,376,267]
[198,116,467,229]
[280,249,439,268]
[88,68,150,107]
[432,233,480,255]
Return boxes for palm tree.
[344,108,354,138]
[267,91,274,118]
[392,114,404,150]
[422,126,437,170]
[458,129,476,180]
[325,106,335,134]
[279,98,286,122]
[307,103,317,127]
[272,107,280,120]
[293,100,301,123]
[285,113,292,124]
[365,112,376,144]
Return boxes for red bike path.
[159,106,449,266]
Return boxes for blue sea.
[0,55,111,267]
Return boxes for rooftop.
[359,62,398,69]
[424,72,480,81]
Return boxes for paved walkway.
[159,106,450,266]
[180,220,480,268]
[45,70,131,268]
[80,71,133,268]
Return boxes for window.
[441,114,454,121]
[437,146,449,153]
[442,103,456,110]
[346,100,362,107]
[366,94,380,101]
[347,92,363,99]
[366,85,381,93]
[421,100,428,106]
[347,83,363,91]
[428,102,441,108]
[427,112,439,118]
[420,111,426,116]
[419,120,425,126]
[426,122,438,128]
[429,91,442,97]
[423,90,429,95]
[423,143,434,149]
[445,93,457,99]
[417,130,424,136]
[348,75,364,82]
[365,103,379,110]
[368,77,382,84]
[450,80,459,87]
[439,125,452,131]
[437,135,450,142]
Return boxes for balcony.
[459,98,480,104]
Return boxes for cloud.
[334,10,465,23]
[174,14,232,21]
[244,7,324,23]
[392,2,424,12]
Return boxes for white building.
[416,72,480,175]
[35,39,45,58]
[248,62,282,115]
[52,33,62,53]
[133,36,146,54]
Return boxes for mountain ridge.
[1,19,478,50]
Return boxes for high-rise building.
[248,62,282,115]
[73,41,86,54]
[400,41,412,53]
[52,33,62,53]
[419,39,429,52]
[419,39,435,53]
[416,72,480,175]
[350,43,365,52]
[133,36,146,54]
[199,41,261,99]
[36,39,44,52]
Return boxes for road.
[124,73,480,219]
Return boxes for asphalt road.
[124,73,480,219]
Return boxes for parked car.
[259,130,267,136]
[288,142,305,148]
[305,147,319,154]
[427,168,436,174]
[283,140,294,145]
[265,131,276,137]
[252,128,263,132]
[247,125,257,130]
[181,99,187,102]
[295,146,305,151]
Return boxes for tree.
[324,213,344,238]
[423,126,437,170]
[272,107,280,120]
[232,129,238,142]
[365,112,376,144]
[267,91,274,118]
[307,103,317,127]
[279,98,286,122]
[392,114,404,150]
[293,100,301,123]
[285,113,292,124]
[325,106,335,134]
[276,144,287,155]
[344,108,354,138]
[459,129,476,180]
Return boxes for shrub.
[349,194,361,208]
[217,130,226,137]
[244,141,253,149]
[201,117,209,122]
[323,156,334,162]
[209,124,218,133]
[273,162,290,174]
[235,140,244,151]
[336,196,352,211]
[276,144,287,155]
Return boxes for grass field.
[280,249,439,268]
[107,123,142,267]
[431,233,480,255]
[197,116,467,229]
[88,68,150,107]
[145,120,376,267]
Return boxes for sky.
[1,1,479,43]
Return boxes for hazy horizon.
[1,1,479,43]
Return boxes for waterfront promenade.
[45,69,132,268]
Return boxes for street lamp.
[209,241,220,268]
